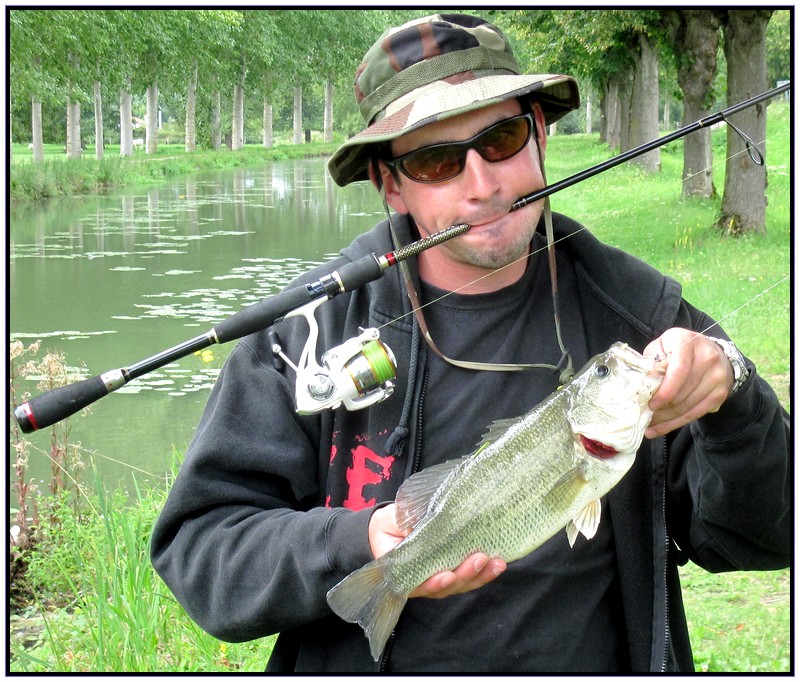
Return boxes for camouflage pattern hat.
[328,13,580,186]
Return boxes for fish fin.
[567,498,602,546]
[475,416,525,449]
[566,520,580,548]
[544,465,589,510]
[327,559,407,662]
[395,459,463,533]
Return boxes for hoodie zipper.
[659,437,671,672]
[377,366,429,673]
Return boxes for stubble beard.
[449,212,539,271]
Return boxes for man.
[151,14,790,672]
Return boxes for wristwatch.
[707,337,750,395]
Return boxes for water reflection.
[9,159,385,494]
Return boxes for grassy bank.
[9,140,341,204]
[11,468,275,672]
[9,103,791,672]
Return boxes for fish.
[326,341,665,661]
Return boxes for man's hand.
[644,329,734,439]
[369,503,507,599]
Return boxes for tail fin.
[326,559,408,661]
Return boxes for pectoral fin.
[565,498,602,548]
[544,465,589,509]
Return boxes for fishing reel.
[270,297,397,415]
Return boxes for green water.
[9,159,386,496]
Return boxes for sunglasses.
[383,113,535,184]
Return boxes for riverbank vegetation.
[10,10,790,234]
[9,105,790,672]
[9,139,340,204]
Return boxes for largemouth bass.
[327,342,665,661]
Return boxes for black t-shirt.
[385,236,629,672]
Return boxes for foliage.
[765,9,791,83]
[9,140,341,203]
[10,467,275,672]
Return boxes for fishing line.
[652,274,790,362]
[13,89,789,433]
[376,124,789,337]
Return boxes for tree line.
[9,9,791,234]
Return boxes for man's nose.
[460,148,502,199]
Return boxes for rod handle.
[14,374,112,433]
[213,285,318,344]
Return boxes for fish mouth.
[579,434,619,459]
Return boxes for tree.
[661,10,722,198]
[9,10,58,162]
[502,9,664,170]
[716,9,774,236]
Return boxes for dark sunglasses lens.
[479,117,531,162]
[402,145,464,183]
[398,114,532,183]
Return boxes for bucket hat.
[328,13,580,186]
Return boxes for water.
[9,159,386,497]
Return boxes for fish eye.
[594,364,610,378]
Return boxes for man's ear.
[532,102,547,155]
[369,160,409,214]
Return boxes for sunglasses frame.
[382,112,535,184]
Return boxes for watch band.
[707,336,749,395]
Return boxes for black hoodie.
[151,212,790,672]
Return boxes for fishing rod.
[13,82,789,434]
[511,81,789,211]
[13,222,470,433]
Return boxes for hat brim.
[328,74,579,186]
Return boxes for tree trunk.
[31,96,44,163]
[66,98,81,159]
[211,89,221,150]
[665,9,721,198]
[617,70,632,154]
[627,33,660,172]
[717,9,773,235]
[66,97,73,156]
[293,87,303,145]
[324,81,334,143]
[603,77,621,150]
[263,96,273,148]
[146,84,159,154]
[94,80,104,160]
[185,64,197,153]
[232,59,246,150]
[120,83,133,157]
[586,95,592,135]
[65,53,81,159]
[233,82,244,150]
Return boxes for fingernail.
[473,556,488,572]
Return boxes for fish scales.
[385,390,597,590]
[327,342,664,661]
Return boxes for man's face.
[379,98,548,289]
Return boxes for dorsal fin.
[475,415,526,450]
[394,459,464,534]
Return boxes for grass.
[8,103,791,672]
[9,139,342,204]
[679,563,791,672]
[10,464,275,673]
